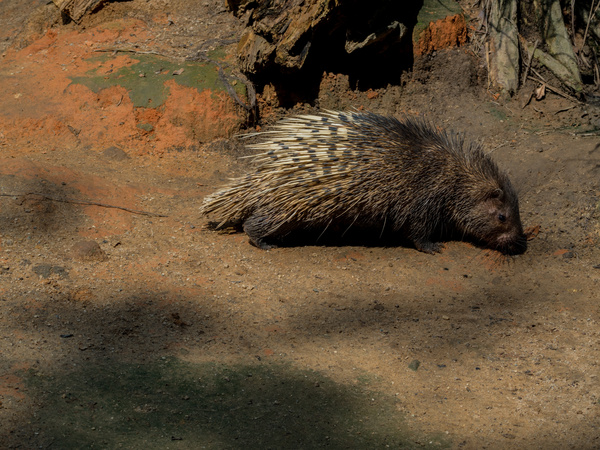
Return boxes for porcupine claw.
[249,237,278,250]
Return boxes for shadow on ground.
[17,359,448,449]
[1,291,449,449]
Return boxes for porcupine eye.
[498,213,506,223]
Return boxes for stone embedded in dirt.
[408,359,421,371]
[33,264,69,279]
[102,146,130,161]
[71,288,93,302]
[170,312,190,327]
[70,240,108,262]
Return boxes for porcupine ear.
[488,188,503,199]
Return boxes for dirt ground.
[0,1,599,449]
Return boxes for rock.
[102,146,130,161]
[408,359,421,371]
[70,240,108,262]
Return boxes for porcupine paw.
[414,240,444,254]
[249,237,278,250]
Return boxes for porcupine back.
[200,111,526,254]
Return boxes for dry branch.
[0,193,168,217]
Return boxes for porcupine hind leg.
[242,211,285,250]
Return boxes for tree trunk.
[487,0,520,94]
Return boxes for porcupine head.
[438,153,526,255]
[370,112,527,255]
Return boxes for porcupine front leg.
[407,215,445,254]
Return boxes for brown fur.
[200,111,526,254]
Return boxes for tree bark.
[536,0,582,92]
[487,0,520,94]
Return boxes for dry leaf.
[524,225,541,240]
[535,84,546,100]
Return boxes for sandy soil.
[0,1,599,449]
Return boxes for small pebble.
[408,360,420,371]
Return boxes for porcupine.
[200,110,526,254]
